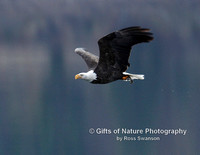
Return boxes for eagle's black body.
[91,26,153,84]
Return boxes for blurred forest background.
[0,0,200,154]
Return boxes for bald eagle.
[75,26,153,84]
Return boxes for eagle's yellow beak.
[75,74,81,80]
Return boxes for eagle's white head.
[75,70,97,82]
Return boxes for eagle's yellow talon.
[122,76,129,80]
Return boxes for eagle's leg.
[129,78,133,84]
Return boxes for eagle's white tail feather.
[123,72,144,82]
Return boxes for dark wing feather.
[95,26,153,74]
[75,48,99,70]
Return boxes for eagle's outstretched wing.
[95,26,153,74]
[75,48,99,70]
